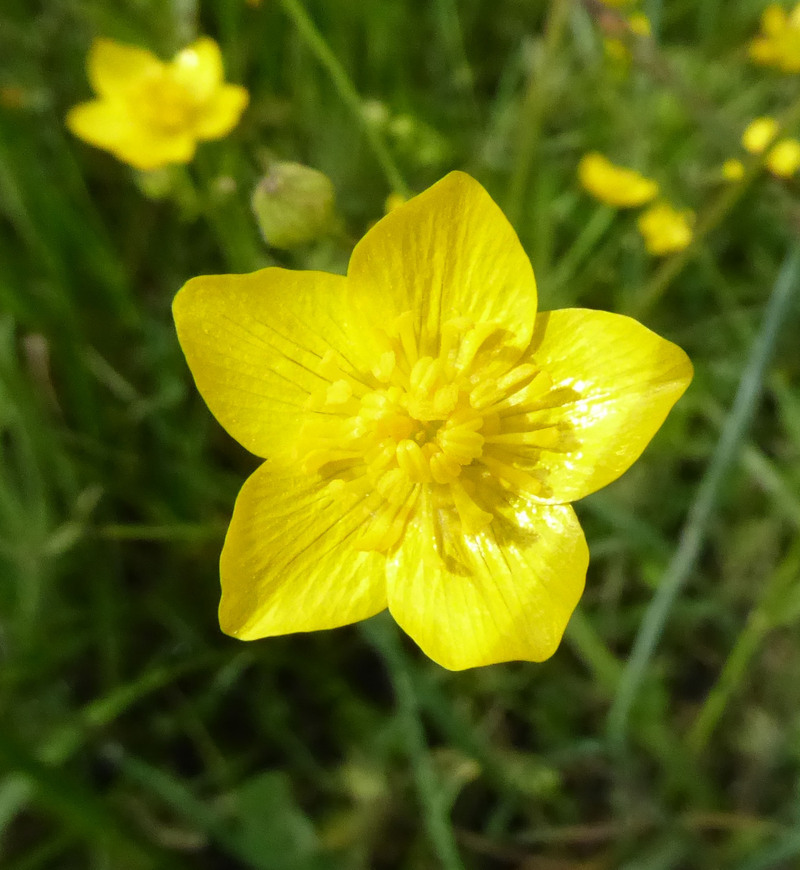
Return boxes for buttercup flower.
[742,117,779,154]
[578,152,659,207]
[174,172,692,670]
[741,117,800,178]
[749,3,800,73]
[604,12,652,67]
[67,37,248,170]
[637,202,694,256]
[765,137,800,176]
[721,158,746,181]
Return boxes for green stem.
[505,0,572,227]
[607,243,800,753]
[565,607,623,694]
[277,0,410,197]
[362,617,465,870]
[550,205,616,293]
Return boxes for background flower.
[66,37,248,170]
[637,202,695,256]
[577,152,659,207]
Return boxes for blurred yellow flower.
[637,202,694,256]
[749,2,800,72]
[604,11,653,66]
[742,116,779,154]
[578,152,659,207]
[173,172,692,670]
[721,158,746,181]
[741,117,800,178]
[765,137,800,176]
[67,37,248,170]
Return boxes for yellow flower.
[637,202,694,256]
[749,3,800,73]
[742,116,779,154]
[173,172,692,670]
[578,152,659,207]
[741,117,800,178]
[66,37,248,170]
[765,137,800,176]
[721,158,746,181]
[603,13,652,67]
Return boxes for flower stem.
[362,616,465,870]
[607,242,800,753]
[277,0,410,198]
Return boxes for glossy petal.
[526,309,692,503]
[172,37,224,102]
[88,38,161,97]
[173,268,370,459]
[347,171,537,353]
[387,489,588,670]
[66,99,136,151]
[221,462,387,639]
[195,84,249,139]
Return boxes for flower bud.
[251,161,336,248]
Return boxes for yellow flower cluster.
[742,117,800,178]
[577,153,693,256]
[174,173,692,669]
[749,3,800,73]
[603,11,652,68]
[67,38,248,170]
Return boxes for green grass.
[2,0,800,867]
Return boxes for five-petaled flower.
[749,3,800,73]
[67,37,248,170]
[577,152,659,208]
[173,172,692,670]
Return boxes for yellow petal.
[171,37,224,102]
[220,461,387,639]
[577,152,659,208]
[87,38,162,97]
[66,99,136,151]
[347,171,537,354]
[387,488,587,670]
[113,129,196,170]
[762,3,788,36]
[195,84,249,139]
[526,309,692,503]
[173,268,368,458]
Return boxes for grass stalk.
[505,0,572,227]
[687,538,800,754]
[277,0,410,197]
[362,616,465,870]
[607,243,800,752]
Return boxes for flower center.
[133,73,198,134]
[296,311,572,552]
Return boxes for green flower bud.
[251,161,336,248]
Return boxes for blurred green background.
[2,0,800,867]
